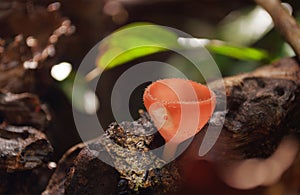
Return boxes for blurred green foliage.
[97,23,180,69]
[68,4,298,112]
[96,16,275,75]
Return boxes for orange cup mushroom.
[143,78,216,144]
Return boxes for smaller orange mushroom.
[143,78,216,160]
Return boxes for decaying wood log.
[0,70,53,193]
[183,57,300,165]
[196,57,300,161]
[44,57,300,194]
[0,121,53,194]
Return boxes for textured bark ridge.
[0,125,52,171]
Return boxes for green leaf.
[94,22,270,77]
[97,23,180,69]
[206,41,270,61]
[176,38,270,62]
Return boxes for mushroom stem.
[162,142,179,162]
